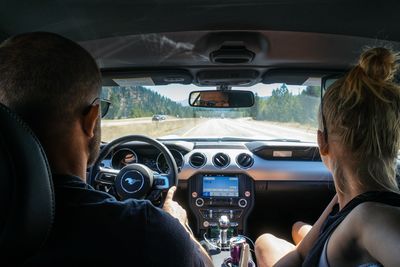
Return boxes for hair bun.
[358,47,399,82]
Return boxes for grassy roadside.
[101,118,204,141]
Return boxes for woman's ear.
[82,104,100,138]
[317,130,329,156]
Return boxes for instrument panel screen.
[202,176,239,197]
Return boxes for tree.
[301,86,321,97]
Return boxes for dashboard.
[100,140,329,180]
[98,139,333,237]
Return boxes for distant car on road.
[152,114,166,121]
[152,115,161,121]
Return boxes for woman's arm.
[295,194,338,260]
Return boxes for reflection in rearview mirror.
[189,90,255,108]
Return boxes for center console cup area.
[188,174,255,266]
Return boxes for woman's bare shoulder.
[335,201,400,242]
[347,201,400,244]
[352,201,400,221]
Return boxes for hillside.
[101,86,191,119]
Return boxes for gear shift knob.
[219,215,230,229]
[219,215,230,249]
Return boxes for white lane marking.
[182,123,204,136]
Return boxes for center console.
[188,173,254,238]
[188,173,255,266]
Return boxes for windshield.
[100,83,320,142]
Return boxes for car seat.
[0,103,54,265]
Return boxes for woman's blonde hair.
[322,47,400,193]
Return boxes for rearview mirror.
[321,74,343,92]
[189,90,255,108]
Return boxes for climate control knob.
[238,198,247,208]
[195,198,204,207]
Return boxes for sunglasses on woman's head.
[321,74,344,142]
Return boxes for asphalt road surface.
[180,118,316,142]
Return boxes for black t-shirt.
[27,174,205,267]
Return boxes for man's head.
[199,91,229,107]
[0,32,102,174]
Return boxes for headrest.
[0,103,54,263]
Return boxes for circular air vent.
[236,153,254,169]
[213,153,230,168]
[189,153,207,168]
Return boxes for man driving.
[0,32,213,266]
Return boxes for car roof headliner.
[1,0,400,42]
[1,0,400,74]
[81,31,396,70]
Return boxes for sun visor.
[262,69,343,86]
[101,70,193,86]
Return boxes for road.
[178,118,316,142]
[101,117,317,142]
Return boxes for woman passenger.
[255,47,400,267]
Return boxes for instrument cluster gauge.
[111,148,138,169]
[156,149,184,173]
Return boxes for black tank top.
[302,191,400,267]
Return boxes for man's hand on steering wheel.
[163,186,188,226]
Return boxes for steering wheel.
[88,135,178,206]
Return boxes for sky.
[144,83,307,102]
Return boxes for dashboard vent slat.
[212,153,230,168]
[236,153,254,169]
[189,153,206,168]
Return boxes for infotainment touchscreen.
[202,176,239,197]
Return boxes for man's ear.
[317,130,329,156]
[82,104,100,138]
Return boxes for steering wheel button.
[154,178,165,186]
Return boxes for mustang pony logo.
[124,177,141,186]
